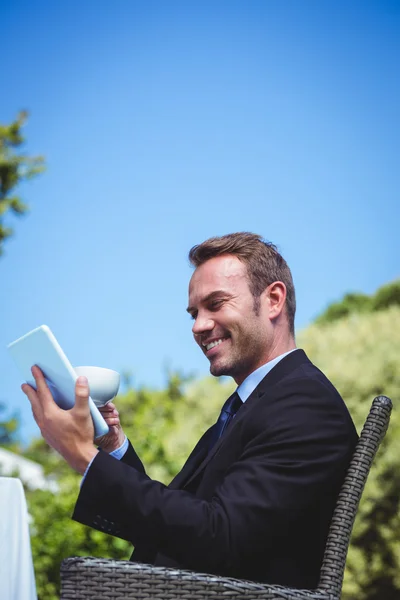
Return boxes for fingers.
[21,383,42,424]
[103,416,120,427]
[30,366,54,408]
[98,402,117,414]
[22,366,55,424]
[98,403,120,422]
[74,376,90,416]
[103,409,121,427]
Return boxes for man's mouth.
[202,337,229,352]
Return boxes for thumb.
[74,375,90,416]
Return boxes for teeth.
[205,339,224,351]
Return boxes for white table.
[0,477,37,600]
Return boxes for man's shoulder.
[255,349,338,397]
[248,350,356,431]
[278,354,342,398]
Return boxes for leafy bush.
[371,280,400,312]
[4,292,399,599]
[21,375,233,599]
[299,306,400,600]
[316,280,400,324]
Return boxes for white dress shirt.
[237,349,297,402]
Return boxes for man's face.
[187,254,273,385]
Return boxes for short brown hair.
[188,232,296,333]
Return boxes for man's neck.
[263,335,297,366]
[236,348,298,402]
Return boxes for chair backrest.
[318,395,392,597]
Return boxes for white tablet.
[7,325,109,439]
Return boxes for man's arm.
[22,367,98,474]
[72,378,356,576]
[22,367,356,577]
[96,403,146,473]
[22,367,146,474]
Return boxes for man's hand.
[95,402,126,453]
[22,366,98,475]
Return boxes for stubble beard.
[209,336,258,381]
[208,297,264,380]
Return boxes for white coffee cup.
[74,366,120,407]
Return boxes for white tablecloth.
[0,477,37,600]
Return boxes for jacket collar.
[181,349,311,489]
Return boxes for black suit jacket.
[73,350,358,588]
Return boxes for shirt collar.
[236,349,298,402]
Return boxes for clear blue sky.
[1,0,399,443]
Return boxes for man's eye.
[210,300,223,310]
[190,313,197,320]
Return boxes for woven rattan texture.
[61,396,392,600]
[61,558,330,600]
[318,395,391,597]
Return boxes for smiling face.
[187,254,277,385]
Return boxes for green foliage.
[0,403,20,448]
[103,374,233,483]
[0,111,45,255]
[10,285,399,599]
[371,280,400,312]
[299,306,400,600]
[316,280,400,324]
[25,471,131,600]
[22,373,232,599]
[316,292,371,323]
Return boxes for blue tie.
[209,391,242,452]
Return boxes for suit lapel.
[181,399,252,488]
[168,425,215,489]
[181,350,311,489]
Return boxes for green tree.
[0,111,45,255]
[22,372,233,599]
[315,280,400,325]
[371,280,400,312]
[0,368,232,599]
[316,292,371,324]
[14,288,400,600]
[0,403,20,449]
[299,306,400,600]
[25,470,131,600]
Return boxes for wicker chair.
[61,395,392,600]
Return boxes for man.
[23,232,358,588]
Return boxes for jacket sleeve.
[120,440,146,474]
[72,378,356,575]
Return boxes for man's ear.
[265,281,287,320]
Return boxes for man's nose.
[192,314,214,336]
